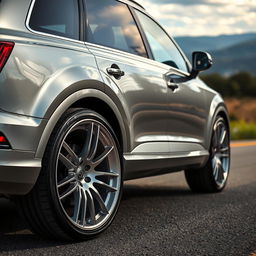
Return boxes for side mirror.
[166,51,213,84]
[192,51,213,72]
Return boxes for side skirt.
[123,150,209,180]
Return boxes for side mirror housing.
[192,51,213,72]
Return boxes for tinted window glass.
[135,10,187,72]
[29,0,79,40]
[86,0,147,58]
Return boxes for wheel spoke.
[220,146,229,152]
[73,186,82,223]
[217,124,222,142]
[94,180,117,192]
[94,171,119,178]
[92,146,114,167]
[87,189,96,224]
[57,173,76,188]
[220,153,229,158]
[91,186,109,214]
[217,164,225,182]
[59,153,76,170]
[81,188,87,226]
[213,159,218,177]
[80,123,94,160]
[88,124,100,161]
[214,164,220,181]
[220,129,227,145]
[212,131,218,148]
[63,142,79,165]
[60,182,78,200]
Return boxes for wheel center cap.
[77,165,91,181]
[77,171,84,180]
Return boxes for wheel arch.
[35,89,129,159]
[205,94,230,150]
[70,97,124,151]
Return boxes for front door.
[134,9,208,150]
[84,0,170,155]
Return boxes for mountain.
[175,33,256,54]
[208,40,256,75]
[174,33,256,75]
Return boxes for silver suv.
[0,0,230,240]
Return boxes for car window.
[135,10,188,72]
[29,0,79,40]
[86,0,147,58]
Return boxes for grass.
[230,120,256,140]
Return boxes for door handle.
[167,80,179,91]
[106,64,125,79]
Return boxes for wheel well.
[70,97,123,150]
[205,109,230,150]
[217,111,230,132]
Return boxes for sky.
[136,0,256,37]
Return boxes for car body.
[0,0,230,240]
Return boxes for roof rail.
[128,0,145,9]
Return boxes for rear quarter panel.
[0,34,100,116]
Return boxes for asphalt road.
[0,144,255,256]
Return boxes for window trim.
[127,4,151,59]
[131,7,192,74]
[25,0,191,72]
[25,0,84,44]
[79,0,86,42]
[83,0,149,59]
[82,0,89,42]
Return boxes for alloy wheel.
[55,119,121,231]
[211,118,230,189]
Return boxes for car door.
[83,0,171,156]
[134,9,208,151]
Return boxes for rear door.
[134,9,208,150]
[84,0,170,154]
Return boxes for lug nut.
[84,177,91,183]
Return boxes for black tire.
[15,109,123,241]
[185,116,230,193]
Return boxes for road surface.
[0,143,255,255]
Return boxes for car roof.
[119,0,145,10]
[127,0,145,9]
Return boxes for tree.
[201,72,256,98]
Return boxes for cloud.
[143,0,226,6]
[136,0,256,36]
